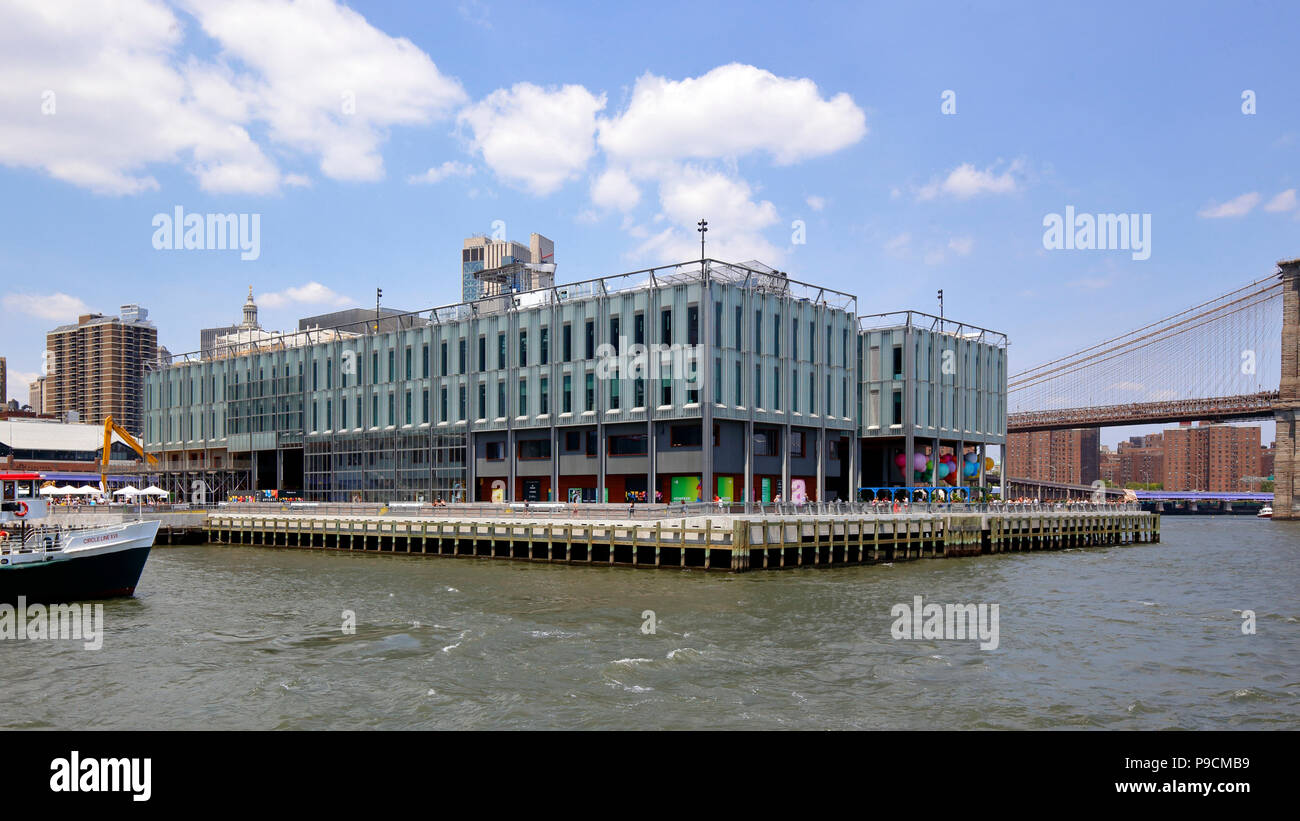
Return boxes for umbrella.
[113,486,141,497]
[54,485,79,495]
[141,486,170,498]
[38,485,60,495]
[74,485,101,496]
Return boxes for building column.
[815,428,825,503]
[744,418,754,513]
[781,424,791,504]
[550,427,558,502]
[465,429,476,502]
[701,269,714,505]
[507,427,516,502]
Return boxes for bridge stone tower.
[1275,258,1300,519]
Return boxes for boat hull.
[0,520,160,604]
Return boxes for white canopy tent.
[73,485,102,496]
[38,485,60,496]
[141,486,169,498]
[113,486,141,498]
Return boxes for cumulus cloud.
[884,233,911,256]
[948,235,973,255]
[806,195,826,212]
[408,160,475,185]
[0,0,466,194]
[1263,188,1296,213]
[598,63,866,168]
[2,292,92,321]
[591,168,641,211]
[917,160,1024,201]
[258,282,352,309]
[458,82,606,195]
[1198,192,1260,218]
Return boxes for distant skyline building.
[0,355,6,406]
[461,232,555,302]
[201,287,262,359]
[45,304,158,435]
[1006,428,1100,485]
[1163,422,1261,492]
[28,376,50,414]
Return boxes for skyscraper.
[461,232,555,302]
[45,305,158,435]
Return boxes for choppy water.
[2,517,1296,730]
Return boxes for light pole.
[937,289,944,321]
[697,219,707,264]
[375,287,382,333]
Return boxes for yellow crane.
[101,416,158,494]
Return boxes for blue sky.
[1,0,1296,447]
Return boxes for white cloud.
[1198,192,1260,218]
[458,82,606,196]
[1263,188,1296,213]
[917,160,1023,201]
[884,233,911,256]
[948,235,973,255]
[628,167,782,265]
[805,195,826,212]
[283,173,312,187]
[591,168,641,211]
[2,292,92,321]
[258,282,352,309]
[923,249,945,265]
[9,371,39,391]
[408,160,475,185]
[598,64,866,168]
[0,0,466,194]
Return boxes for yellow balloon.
[984,457,995,471]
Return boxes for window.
[734,362,742,406]
[540,327,549,364]
[312,361,318,390]
[754,428,778,457]
[586,431,597,457]
[585,373,595,409]
[810,372,817,414]
[773,315,781,356]
[892,345,903,379]
[440,387,448,422]
[519,378,527,416]
[539,377,549,415]
[809,322,816,361]
[734,306,742,349]
[826,380,832,417]
[356,396,363,429]
[792,318,799,359]
[773,367,780,411]
[405,347,412,380]
[405,391,412,425]
[714,358,721,405]
[754,309,762,351]
[634,312,644,345]
[389,350,396,381]
[563,324,572,361]
[670,424,702,447]
[892,389,902,425]
[584,320,594,359]
[660,374,672,406]
[478,383,486,419]
[519,331,527,367]
[687,305,699,345]
[790,430,806,457]
[458,340,466,373]
[388,391,395,426]
[486,442,505,460]
[661,308,672,345]
[458,386,466,421]
[610,317,620,354]
[479,336,487,370]
[372,394,379,427]
[754,364,762,408]
[498,333,506,369]
[497,380,505,418]
[327,358,333,389]
[422,344,429,378]
[634,378,645,408]
[608,434,648,456]
[564,431,583,452]
[793,369,800,413]
[440,341,448,375]
[563,374,572,413]
[518,439,550,460]
[341,401,347,430]
[714,302,722,347]
[610,377,620,410]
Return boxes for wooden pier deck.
[204,509,1160,572]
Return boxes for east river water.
[3,517,1296,730]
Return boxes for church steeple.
[241,286,259,328]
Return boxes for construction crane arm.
[101,416,158,492]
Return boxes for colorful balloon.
[895,453,907,468]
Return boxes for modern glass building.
[143,261,1004,503]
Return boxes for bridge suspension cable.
[1008,273,1283,417]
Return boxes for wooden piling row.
[204,509,1160,572]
